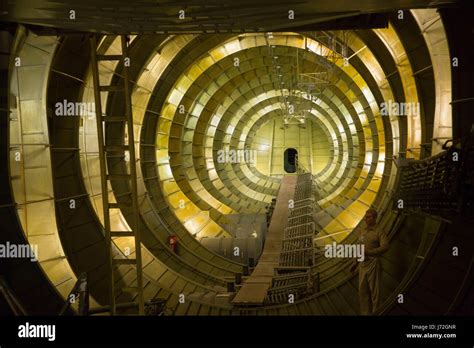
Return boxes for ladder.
[89,35,144,315]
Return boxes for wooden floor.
[232,175,297,305]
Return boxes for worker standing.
[350,208,389,315]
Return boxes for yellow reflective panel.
[156,134,168,148]
[412,9,452,155]
[112,236,135,254]
[11,33,84,304]
[175,203,200,220]
[184,214,210,234]
[206,82,219,96]
[322,219,347,238]
[364,138,374,152]
[351,73,366,88]
[168,88,184,105]
[206,126,216,138]
[198,91,211,105]
[162,179,180,194]
[238,35,256,49]
[336,210,359,229]
[168,191,189,209]
[158,118,172,134]
[188,178,202,192]
[198,55,214,71]
[351,179,364,191]
[199,221,227,238]
[368,178,382,192]
[361,165,371,178]
[375,161,385,177]
[374,115,384,130]
[376,24,420,159]
[219,205,234,215]
[254,35,267,47]
[200,191,229,212]
[364,151,373,165]
[349,200,369,217]
[209,46,227,61]
[158,164,173,180]
[358,113,369,129]
[208,168,219,181]
[204,147,213,158]
[188,64,203,81]
[210,115,220,127]
[359,190,376,206]
[161,103,177,120]
[286,35,304,48]
[190,102,204,116]
[224,39,241,55]
[177,75,193,92]
[360,86,375,106]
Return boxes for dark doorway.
[284,148,298,173]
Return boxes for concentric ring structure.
[1,2,473,316]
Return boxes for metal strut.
[89,35,145,315]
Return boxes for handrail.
[264,171,320,304]
[394,128,474,216]
[295,155,309,174]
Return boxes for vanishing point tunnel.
[0,0,473,316]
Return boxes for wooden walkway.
[232,175,297,305]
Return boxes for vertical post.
[268,118,275,175]
[308,120,314,173]
[121,35,145,315]
[90,35,116,315]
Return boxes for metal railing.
[265,171,320,304]
[295,155,309,174]
[265,269,319,304]
[394,128,474,216]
